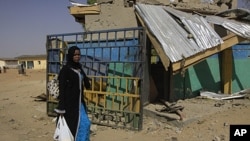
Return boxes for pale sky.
[0,0,84,58]
[1,0,249,58]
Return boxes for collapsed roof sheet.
[135,3,250,63]
[215,8,250,21]
[135,4,223,62]
[206,15,250,39]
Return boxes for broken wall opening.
[149,43,250,102]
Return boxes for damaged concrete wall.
[85,0,237,31]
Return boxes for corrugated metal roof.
[206,15,250,39]
[135,3,250,63]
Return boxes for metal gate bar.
[46,27,145,130]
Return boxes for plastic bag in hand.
[53,116,74,141]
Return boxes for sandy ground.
[0,2,247,141]
[0,69,249,141]
[0,1,247,141]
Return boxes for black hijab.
[66,46,82,70]
[66,46,91,89]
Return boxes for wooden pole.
[221,48,233,94]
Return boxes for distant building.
[0,58,18,69]
[15,55,46,69]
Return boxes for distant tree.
[88,0,97,4]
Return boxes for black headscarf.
[66,46,82,69]
[66,46,91,89]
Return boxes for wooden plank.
[172,33,246,73]
[135,13,170,71]
[221,48,232,94]
[134,97,140,113]
[69,5,101,15]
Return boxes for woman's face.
[73,50,81,63]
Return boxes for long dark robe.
[55,46,90,137]
[56,65,90,138]
[55,46,90,139]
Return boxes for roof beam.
[172,33,246,73]
[135,12,170,71]
[135,10,247,74]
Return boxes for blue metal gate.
[46,27,145,130]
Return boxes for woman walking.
[55,46,91,141]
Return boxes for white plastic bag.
[53,116,74,141]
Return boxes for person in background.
[55,46,91,141]
[3,66,6,73]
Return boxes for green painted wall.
[106,63,133,110]
[232,44,250,92]
[173,43,250,100]
[173,56,221,100]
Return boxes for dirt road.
[0,69,249,141]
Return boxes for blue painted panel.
[232,44,250,59]
[48,49,60,62]
[48,63,60,73]
[80,55,108,76]
[68,39,139,62]
[47,49,60,74]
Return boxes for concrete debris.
[200,90,247,100]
